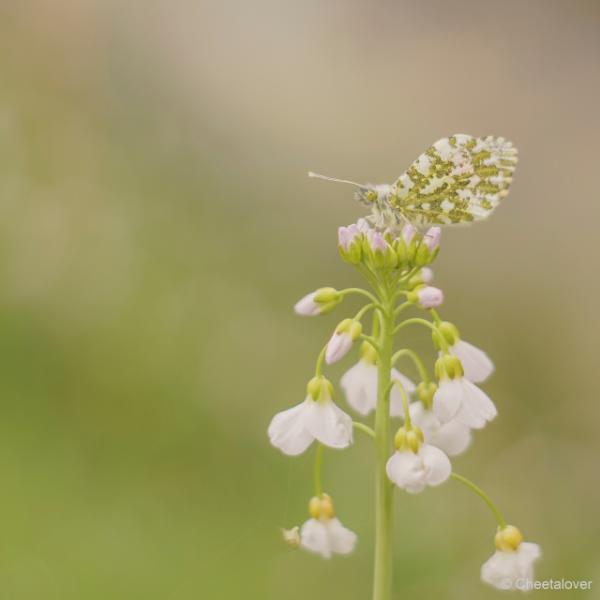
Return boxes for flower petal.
[433,379,463,423]
[340,361,378,416]
[327,518,357,555]
[300,518,332,559]
[386,451,427,493]
[419,443,451,486]
[451,340,494,383]
[305,399,353,449]
[267,399,314,456]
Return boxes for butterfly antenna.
[308,171,363,188]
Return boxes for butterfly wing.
[389,135,518,226]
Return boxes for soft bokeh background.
[0,1,599,598]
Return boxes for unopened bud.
[495,525,524,552]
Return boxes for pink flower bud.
[401,223,417,246]
[367,230,387,253]
[294,292,321,316]
[325,330,353,364]
[337,224,361,251]
[421,268,434,283]
[417,286,444,308]
[423,227,441,252]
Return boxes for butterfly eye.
[365,190,378,203]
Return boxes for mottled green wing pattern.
[388,135,518,225]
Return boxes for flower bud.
[325,319,363,364]
[365,230,397,269]
[415,227,441,266]
[294,288,341,316]
[434,354,464,380]
[407,267,434,289]
[308,494,335,520]
[394,223,418,267]
[307,376,334,401]
[407,285,444,308]
[338,224,362,264]
[495,525,524,552]
[436,321,460,346]
[394,425,424,452]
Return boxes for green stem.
[314,443,324,496]
[392,348,430,384]
[392,378,412,427]
[353,421,376,439]
[450,472,507,528]
[339,287,379,305]
[314,345,328,377]
[373,297,394,600]
[393,317,448,351]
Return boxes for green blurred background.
[0,1,599,598]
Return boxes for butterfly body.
[310,134,518,229]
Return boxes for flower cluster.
[270,219,540,593]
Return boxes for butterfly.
[309,134,518,229]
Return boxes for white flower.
[300,494,357,559]
[449,339,494,383]
[268,378,353,455]
[433,377,497,429]
[386,442,451,494]
[325,319,362,364]
[340,354,415,416]
[409,401,472,456]
[300,517,357,559]
[481,526,541,591]
[437,321,494,383]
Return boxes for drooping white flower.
[409,401,472,456]
[294,287,341,316]
[341,363,415,417]
[437,321,494,383]
[481,525,541,591]
[386,426,451,494]
[449,339,494,383]
[300,494,357,559]
[268,377,353,455]
[325,319,362,364]
[432,355,496,429]
[340,343,415,416]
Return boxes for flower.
[437,321,494,383]
[409,401,471,456]
[281,526,301,548]
[409,285,444,308]
[415,226,442,266]
[386,426,451,493]
[423,226,441,252]
[325,319,362,364]
[300,494,357,559]
[432,355,497,429]
[481,525,541,591]
[340,343,416,416]
[338,224,362,263]
[268,377,353,455]
[294,287,341,316]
